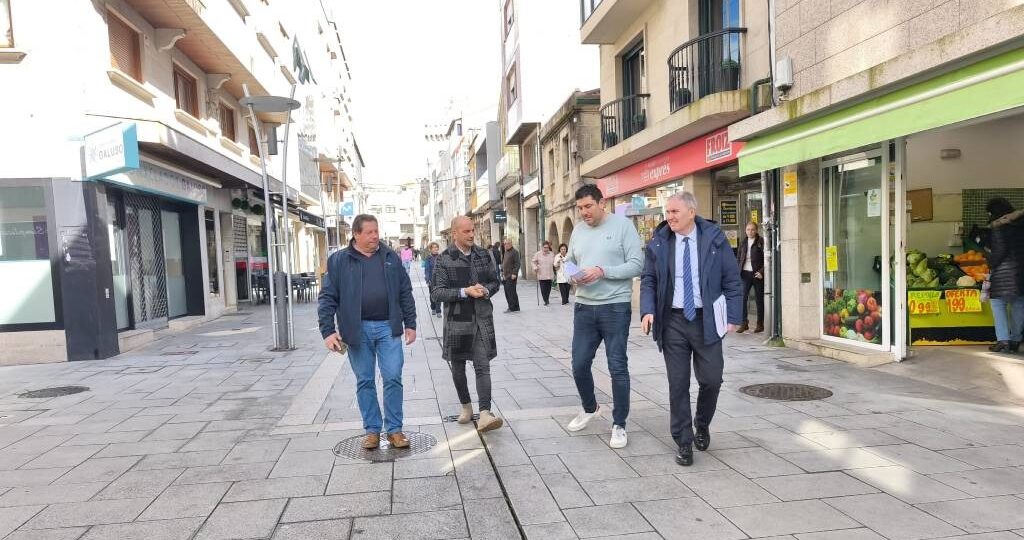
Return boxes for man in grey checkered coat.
[430,216,503,432]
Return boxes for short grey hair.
[667,191,698,211]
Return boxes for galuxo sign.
[84,123,140,179]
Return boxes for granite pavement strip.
[1,268,1024,539]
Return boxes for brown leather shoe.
[387,432,410,448]
[362,433,380,450]
[754,323,764,333]
[736,322,749,333]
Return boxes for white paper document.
[563,262,587,282]
[712,294,728,338]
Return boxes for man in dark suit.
[640,192,743,466]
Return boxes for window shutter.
[220,105,236,141]
[173,67,199,117]
[108,13,141,81]
[249,126,261,157]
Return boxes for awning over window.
[738,47,1024,176]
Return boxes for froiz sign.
[705,130,732,162]
[84,123,140,179]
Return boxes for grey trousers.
[451,331,493,411]
[662,310,724,447]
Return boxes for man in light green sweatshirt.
[564,184,643,449]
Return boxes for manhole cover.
[18,386,90,399]
[740,383,833,401]
[333,432,437,462]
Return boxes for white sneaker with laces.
[566,405,601,432]
[610,425,628,449]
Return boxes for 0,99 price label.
[945,288,981,313]
[908,291,941,315]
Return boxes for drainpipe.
[765,168,784,346]
[750,77,772,115]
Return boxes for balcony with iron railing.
[668,28,747,113]
[600,94,649,149]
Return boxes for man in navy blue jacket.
[318,215,417,451]
[640,192,742,466]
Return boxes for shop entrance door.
[233,215,250,302]
[820,150,891,351]
[124,192,168,330]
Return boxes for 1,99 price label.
[908,291,941,315]
[945,288,981,313]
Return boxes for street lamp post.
[241,85,301,351]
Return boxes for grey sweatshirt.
[567,213,643,305]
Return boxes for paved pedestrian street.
[2,271,1024,540]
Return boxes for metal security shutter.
[124,192,167,327]
[107,12,141,81]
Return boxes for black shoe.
[1011,341,1021,353]
[695,425,711,451]
[990,341,1012,353]
[676,444,693,466]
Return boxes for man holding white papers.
[564,185,643,449]
[640,192,742,466]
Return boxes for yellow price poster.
[945,288,982,313]
[783,170,798,207]
[825,245,839,273]
[908,290,942,315]
[750,209,759,225]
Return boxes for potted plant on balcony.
[673,86,692,109]
[721,59,741,91]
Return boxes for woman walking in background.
[423,242,442,317]
[736,221,765,333]
[400,242,414,273]
[985,197,1024,352]
[554,243,571,305]
[532,241,556,306]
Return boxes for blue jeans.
[571,302,631,427]
[990,296,1024,342]
[348,320,405,434]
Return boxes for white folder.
[713,294,728,338]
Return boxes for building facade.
[730,1,1024,364]
[0,0,359,364]
[539,89,601,251]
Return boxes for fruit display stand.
[908,286,995,345]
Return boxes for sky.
[333,0,502,186]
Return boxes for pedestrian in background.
[565,184,643,449]
[736,221,765,333]
[431,217,504,432]
[501,238,521,313]
[640,192,742,466]
[491,242,503,290]
[400,242,414,273]
[533,241,555,306]
[318,215,417,450]
[554,243,571,305]
[985,197,1024,353]
[424,242,442,318]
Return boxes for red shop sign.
[597,128,744,198]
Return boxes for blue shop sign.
[84,123,140,179]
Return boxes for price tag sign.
[825,246,839,273]
[946,288,982,313]
[908,290,941,315]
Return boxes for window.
[384,206,396,214]
[173,66,199,117]
[248,125,261,157]
[1,0,13,47]
[503,0,514,37]
[205,210,219,296]
[506,65,518,108]
[108,10,141,81]
[219,104,236,141]
[548,149,555,180]
[0,185,56,326]
[561,135,570,174]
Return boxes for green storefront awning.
[738,47,1024,176]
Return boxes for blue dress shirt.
[672,227,703,309]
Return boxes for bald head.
[451,215,475,250]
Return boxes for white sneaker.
[610,425,628,449]
[566,405,601,432]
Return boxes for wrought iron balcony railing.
[668,27,747,113]
[600,94,649,149]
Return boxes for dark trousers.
[539,280,552,305]
[558,282,571,304]
[740,271,765,324]
[662,309,723,447]
[571,302,631,427]
[504,279,520,311]
[450,332,493,411]
[430,300,440,314]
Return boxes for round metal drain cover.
[333,432,438,462]
[18,386,90,399]
[740,383,832,401]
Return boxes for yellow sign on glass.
[908,290,942,315]
[945,288,982,313]
[783,170,798,206]
[750,209,759,224]
[825,245,839,272]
